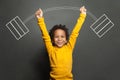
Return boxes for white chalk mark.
[6,16,29,40]
[23,6,97,23]
[90,14,114,38]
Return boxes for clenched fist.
[80,6,87,14]
[35,8,43,19]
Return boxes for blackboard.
[0,0,120,80]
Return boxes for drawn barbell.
[5,6,114,40]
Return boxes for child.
[35,6,87,80]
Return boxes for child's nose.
[58,37,62,40]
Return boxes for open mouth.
[57,42,63,45]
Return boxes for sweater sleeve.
[38,17,53,53]
[67,13,86,50]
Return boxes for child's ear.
[65,40,67,43]
[51,40,54,43]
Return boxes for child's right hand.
[35,8,43,19]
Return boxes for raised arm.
[35,9,53,53]
[68,6,87,50]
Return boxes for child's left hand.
[80,6,87,14]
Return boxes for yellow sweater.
[38,13,86,80]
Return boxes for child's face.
[53,29,67,48]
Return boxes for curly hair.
[49,24,69,45]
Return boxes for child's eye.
[54,36,59,38]
[61,36,65,38]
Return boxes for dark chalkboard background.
[0,0,120,80]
